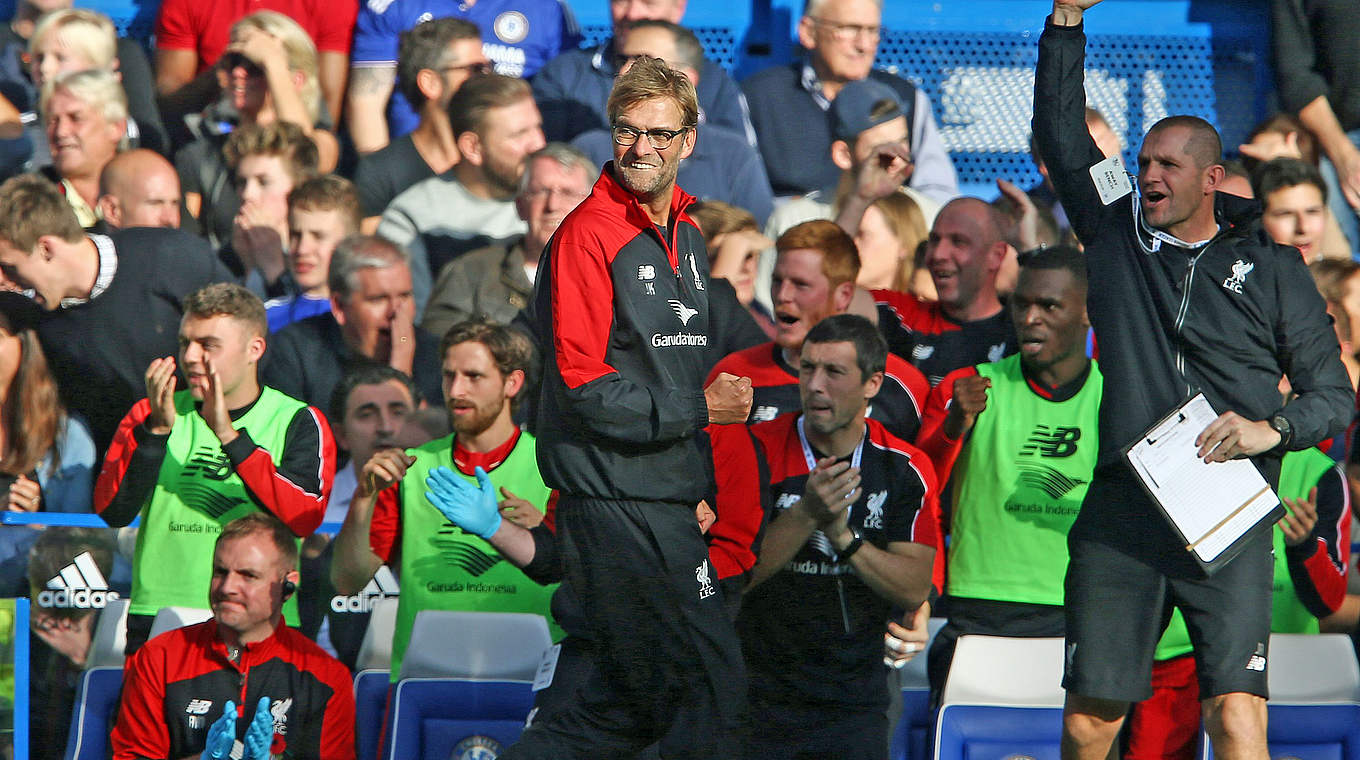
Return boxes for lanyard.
[796,416,865,472]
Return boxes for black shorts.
[745,698,887,760]
[1062,530,1273,703]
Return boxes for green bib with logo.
[131,387,305,624]
[947,355,1102,606]
[1154,447,1339,660]
[391,431,561,681]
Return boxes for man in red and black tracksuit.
[872,197,1019,386]
[512,56,753,759]
[708,220,930,441]
[112,513,354,760]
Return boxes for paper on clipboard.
[1125,394,1279,564]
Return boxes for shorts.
[1063,530,1272,703]
[745,698,888,760]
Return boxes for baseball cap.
[829,78,906,142]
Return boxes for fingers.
[995,178,1024,204]
[499,486,518,500]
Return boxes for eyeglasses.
[808,17,883,41]
[611,123,691,149]
[439,61,494,76]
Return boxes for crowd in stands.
[0,0,1352,756]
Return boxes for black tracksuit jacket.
[533,163,713,503]
[1032,18,1353,486]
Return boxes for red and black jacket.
[707,341,930,441]
[533,163,714,503]
[872,290,1018,387]
[111,619,355,760]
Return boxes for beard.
[447,397,503,438]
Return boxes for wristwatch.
[1267,413,1293,454]
[836,527,865,562]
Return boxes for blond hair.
[30,9,117,70]
[229,11,321,123]
[40,68,127,124]
[606,55,698,129]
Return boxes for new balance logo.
[774,493,800,512]
[751,405,779,422]
[38,552,119,609]
[1020,425,1082,458]
[185,699,213,715]
[330,565,399,613]
[911,344,935,362]
[668,299,698,326]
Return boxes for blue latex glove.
[425,465,501,539]
[242,696,273,760]
[203,700,236,760]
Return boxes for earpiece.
[281,579,297,599]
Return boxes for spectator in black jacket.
[1034,1,1354,758]
[0,173,233,456]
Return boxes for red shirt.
[156,0,359,72]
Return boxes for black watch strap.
[1268,413,1293,454]
[837,528,864,562]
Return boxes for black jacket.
[1032,18,1352,477]
[532,164,712,503]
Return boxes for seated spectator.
[0,290,96,595]
[689,200,776,338]
[154,0,354,128]
[95,149,182,230]
[95,283,335,654]
[222,122,320,297]
[177,11,338,250]
[570,21,774,226]
[1310,259,1360,388]
[915,247,1098,696]
[423,142,591,339]
[264,235,442,413]
[25,528,123,760]
[532,0,755,145]
[853,190,927,293]
[313,366,419,668]
[741,0,956,202]
[707,220,929,440]
[760,78,941,311]
[265,174,360,333]
[40,68,125,227]
[1028,107,1121,244]
[348,0,575,154]
[738,313,937,759]
[352,18,489,228]
[26,9,167,157]
[378,73,544,314]
[111,513,355,760]
[0,174,231,455]
[1254,157,1350,262]
[873,198,1019,385]
[332,321,560,682]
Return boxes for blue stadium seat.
[932,635,1066,760]
[63,666,123,760]
[354,669,391,760]
[889,616,947,760]
[380,611,554,760]
[1202,633,1360,760]
[384,678,537,760]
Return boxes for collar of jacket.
[590,162,698,272]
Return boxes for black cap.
[829,78,906,142]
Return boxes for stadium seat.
[933,635,1066,760]
[1202,633,1360,760]
[355,596,399,671]
[148,605,213,639]
[382,611,554,760]
[63,666,123,760]
[354,668,391,760]
[85,597,128,668]
[889,617,947,760]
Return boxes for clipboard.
[1122,394,1284,575]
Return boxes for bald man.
[97,149,182,230]
[872,197,1020,385]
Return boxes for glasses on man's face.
[440,61,494,76]
[611,123,690,150]
[809,17,883,42]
